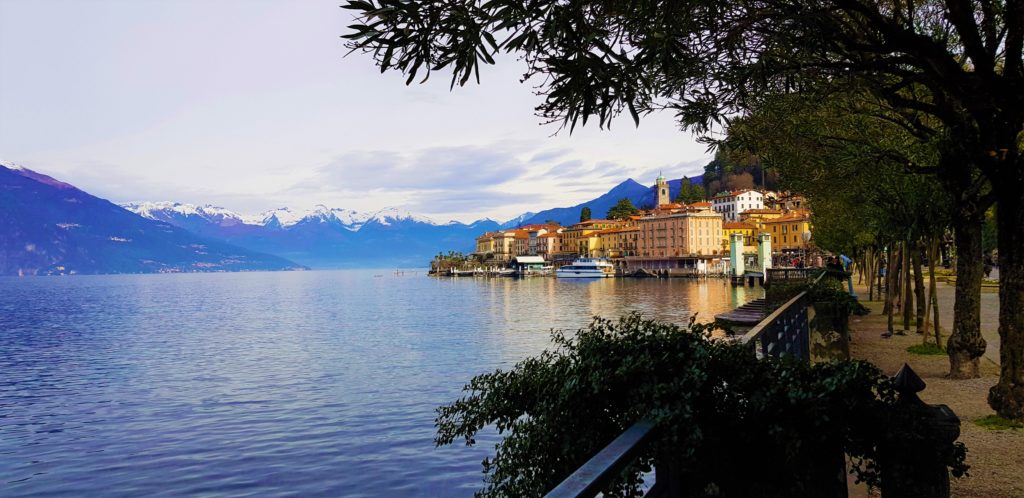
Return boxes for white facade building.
[711,190,765,222]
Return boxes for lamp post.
[802,231,812,267]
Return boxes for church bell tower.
[656,172,669,207]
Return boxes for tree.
[606,198,638,220]
[674,176,704,204]
[343,0,1024,419]
[579,206,591,222]
[727,90,956,360]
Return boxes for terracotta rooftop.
[724,222,758,230]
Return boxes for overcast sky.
[0,0,711,223]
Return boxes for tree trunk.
[886,247,897,335]
[947,212,987,379]
[867,247,875,301]
[902,241,914,334]
[884,247,895,315]
[989,158,1024,420]
[925,237,941,347]
[913,241,926,335]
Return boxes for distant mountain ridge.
[0,165,305,276]
[120,201,501,268]
[2,161,704,272]
[517,177,701,227]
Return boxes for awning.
[514,256,546,264]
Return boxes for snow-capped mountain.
[499,211,537,229]
[124,201,248,226]
[121,203,433,232]
[118,200,501,267]
[0,165,305,275]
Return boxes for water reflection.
[0,271,761,496]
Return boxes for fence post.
[881,364,961,498]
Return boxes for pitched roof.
[724,222,758,230]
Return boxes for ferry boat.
[555,258,616,278]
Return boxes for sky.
[0,0,711,223]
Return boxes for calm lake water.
[0,270,762,497]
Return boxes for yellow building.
[475,232,496,255]
[560,219,628,256]
[762,210,813,251]
[738,208,784,232]
[536,232,562,258]
[721,221,758,253]
[595,226,640,258]
[491,231,517,262]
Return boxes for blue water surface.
[0,270,761,497]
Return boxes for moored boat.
[555,258,615,278]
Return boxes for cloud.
[307,141,541,192]
[404,189,537,217]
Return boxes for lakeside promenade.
[847,278,1021,498]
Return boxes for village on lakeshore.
[430,173,814,278]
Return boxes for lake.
[0,270,762,497]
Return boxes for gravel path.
[847,290,1023,498]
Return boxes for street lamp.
[801,231,812,267]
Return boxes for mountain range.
[1,162,700,274]
[121,201,501,268]
[0,165,305,276]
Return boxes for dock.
[714,298,766,333]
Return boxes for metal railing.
[546,273,822,498]
[544,421,660,498]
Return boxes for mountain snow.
[499,211,537,229]
[120,202,452,231]
[366,207,435,226]
[122,201,246,224]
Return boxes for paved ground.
[845,276,1023,498]
[852,270,1001,366]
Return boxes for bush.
[435,314,965,497]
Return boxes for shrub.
[436,314,965,497]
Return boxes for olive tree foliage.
[341,0,1024,419]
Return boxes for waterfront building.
[739,208,784,232]
[527,226,561,256]
[762,210,813,252]
[722,221,759,253]
[594,226,640,258]
[635,203,724,258]
[536,232,562,259]
[475,232,496,256]
[513,230,530,257]
[491,230,517,261]
[560,219,629,257]
[711,189,765,222]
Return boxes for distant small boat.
[556,258,615,278]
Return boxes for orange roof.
[743,208,782,214]
[766,211,811,222]
[689,201,712,207]
[724,222,758,230]
[538,232,561,238]
[598,226,640,234]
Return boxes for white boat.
[556,258,616,278]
